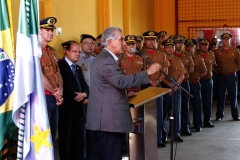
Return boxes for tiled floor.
[54,100,240,160]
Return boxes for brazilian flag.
[0,0,15,158]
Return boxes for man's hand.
[53,87,62,98]
[127,91,137,97]
[151,80,160,87]
[73,92,86,102]
[146,63,161,75]
[83,99,88,105]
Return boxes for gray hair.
[102,27,122,47]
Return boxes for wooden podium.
[128,87,171,160]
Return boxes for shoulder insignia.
[47,45,56,51]
[184,51,191,56]
[173,55,180,60]
[208,50,214,54]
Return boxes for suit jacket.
[86,49,150,133]
[58,59,89,116]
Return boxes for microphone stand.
[135,51,193,160]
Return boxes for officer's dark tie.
[71,64,82,92]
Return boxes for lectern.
[128,87,171,160]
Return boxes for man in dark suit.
[86,27,161,160]
[58,41,89,160]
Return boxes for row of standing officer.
[118,31,240,149]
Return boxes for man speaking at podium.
[86,26,161,160]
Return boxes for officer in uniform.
[136,36,144,52]
[214,33,240,121]
[93,34,103,57]
[141,31,170,147]
[76,34,96,86]
[157,31,167,51]
[118,35,143,94]
[39,17,63,144]
[186,39,207,132]
[161,38,186,142]
[173,35,195,135]
[118,35,143,154]
[198,38,216,127]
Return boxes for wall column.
[98,0,110,34]
[123,0,131,35]
[39,0,53,19]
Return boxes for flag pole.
[16,105,26,160]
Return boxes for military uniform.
[40,17,60,144]
[162,56,186,139]
[142,31,170,147]
[214,33,240,120]
[160,38,186,142]
[189,54,207,130]
[174,36,195,134]
[198,38,216,127]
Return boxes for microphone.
[131,48,193,97]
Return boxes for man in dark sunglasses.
[93,34,103,57]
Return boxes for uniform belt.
[219,72,235,75]
[44,90,53,96]
[127,87,140,92]
[190,80,199,84]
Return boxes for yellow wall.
[11,0,176,58]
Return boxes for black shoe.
[204,123,215,128]
[233,117,240,121]
[174,137,184,142]
[216,117,222,121]
[122,149,128,155]
[182,130,192,136]
[162,138,168,143]
[157,143,167,147]
[196,127,202,132]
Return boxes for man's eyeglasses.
[82,41,95,46]
[96,43,103,47]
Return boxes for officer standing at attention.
[173,35,195,136]
[157,31,167,51]
[77,34,96,86]
[39,17,63,144]
[141,31,170,147]
[118,35,144,154]
[118,35,144,94]
[198,38,216,127]
[136,36,144,52]
[161,38,186,142]
[186,39,207,132]
[214,33,240,121]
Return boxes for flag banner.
[0,0,15,157]
[12,0,54,159]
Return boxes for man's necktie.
[71,64,82,92]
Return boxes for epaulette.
[47,45,56,51]
[184,51,191,56]
[117,53,123,58]
[173,55,181,60]
[196,54,202,58]
[208,50,214,54]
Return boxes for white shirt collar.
[65,57,74,67]
[104,48,118,61]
